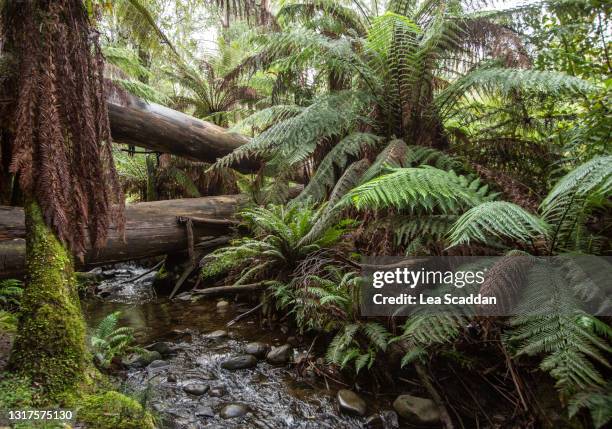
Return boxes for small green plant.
[90,312,138,369]
[0,279,23,310]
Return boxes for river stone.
[266,344,293,365]
[393,394,440,424]
[206,329,228,340]
[147,359,168,369]
[146,341,172,357]
[183,382,209,396]
[195,405,214,418]
[245,342,269,358]
[337,389,367,416]
[221,354,257,370]
[123,350,162,368]
[167,374,177,382]
[365,411,399,429]
[217,300,230,309]
[220,404,248,419]
[208,386,227,397]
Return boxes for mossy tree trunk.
[9,200,88,404]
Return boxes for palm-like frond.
[508,263,611,394]
[296,132,381,203]
[447,201,550,247]
[212,90,370,170]
[347,166,481,213]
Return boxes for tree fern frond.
[448,201,549,247]
[438,66,597,116]
[211,90,370,170]
[296,133,381,203]
[348,167,481,213]
[360,139,409,183]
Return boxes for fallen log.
[0,195,247,278]
[108,99,260,173]
[191,282,269,298]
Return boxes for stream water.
[82,264,378,429]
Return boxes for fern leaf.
[448,201,549,247]
[348,167,481,213]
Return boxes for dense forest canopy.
[0,1,610,428]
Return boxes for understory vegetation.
[0,0,610,428]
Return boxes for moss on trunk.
[8,200,88,404]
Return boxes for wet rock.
[195,405,214,418]
[183,382,209,396]
[365,411,399,429]
[208,386,227,397]
[337,389,367,416]
[147,360,168,369]
[206,329,228,340]
[220,403,248,419]
[216,300,229,309]
[286,336,300,346]
[266,344,293,365]
[123,350,161,368]
[393,394,440,424]
[175,292,193,301]
[245,342,269,359]
[167,374,177,383]
[221,354,257,370]
[146,341,173,357]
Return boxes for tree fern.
[360,138,408,183]
[296,133,381,203]
[508,263,611,395]
[438,66,597,116]
[447,201,550,247]
[212,90,370,171]
[347,166,481,213]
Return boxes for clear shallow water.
[81,265,369,428]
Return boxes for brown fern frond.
[1,0,125,257]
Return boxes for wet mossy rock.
[8,201,89,404]
[78,391,155,429]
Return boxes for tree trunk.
[107,99,260,173]
[0,195,247,278]
[8,201,88,403]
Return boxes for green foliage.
[201,202,351,284]
[0,278,22,309]
[78,391,155,429]
[347,167,482,213]
[569,382,612,429]
[90,312,138,369]
[507,263,611,395]
[448,201,550,247]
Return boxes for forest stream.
[82,264,387,429]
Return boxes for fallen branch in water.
[191,281,269,298]
[118,258,165,285]
[226,303,263,327]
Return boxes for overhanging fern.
[448,201,550,247]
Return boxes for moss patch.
[78,391,155,429]
[8,201,88,404]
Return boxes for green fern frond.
[448,201,549,247]
[508,264,611,394]
[296,133,381,203]
[360,139,408,183]
[361,322,390,351]
[348,167,481,213]
[569,382,612,429]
